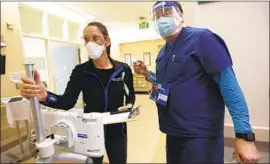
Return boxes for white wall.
[193,2,269,129]
[109,2,197,60]
[109,23,161,59]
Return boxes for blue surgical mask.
[156,17,174,37]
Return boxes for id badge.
[149,82,170,107]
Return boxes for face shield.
[151,2,182,37]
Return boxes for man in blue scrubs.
[133,1,260,163]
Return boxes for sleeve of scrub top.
[197,30,252,134]
[124,65,136,106]
[40,65,82,110]
[215,66,252,133]
[146,71,157,84]
[196,30,233,76]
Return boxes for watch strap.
[236,133,255,141]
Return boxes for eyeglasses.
[81,34,109,45]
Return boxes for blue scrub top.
[156,27,232,137]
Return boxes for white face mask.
[85,42,105,60]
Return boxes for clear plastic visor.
[151,6,180,21]
[151,4,182,37]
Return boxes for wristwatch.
[235,133,256,141]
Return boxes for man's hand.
[133,61,149,77]
[118,104,133,111]
[235,138,260,163]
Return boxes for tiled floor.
[1,94,269,163]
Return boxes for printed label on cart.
[78,133,88,138]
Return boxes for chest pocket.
[155,47,167,79]
[155,55,164,77]
[166,54,200,82]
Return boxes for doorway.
[49,41,79,95]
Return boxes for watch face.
[247,133,255,141]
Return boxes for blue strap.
[219,66,252,133]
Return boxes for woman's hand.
[118,104,133,111]
[20,69,48,102]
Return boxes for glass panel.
[67,21,80,41]
[48,14,64,39]
[22,37,50,87]
[19,4,43,34]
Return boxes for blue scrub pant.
[166,135,224,164]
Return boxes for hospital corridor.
[1,94,270,163]
[1,1,269,164]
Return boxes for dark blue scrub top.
[156,27,232,137]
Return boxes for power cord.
[27,129,36,144]
[27,129,49,144]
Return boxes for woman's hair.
[84,22,111,56]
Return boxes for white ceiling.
[62,2,154,31]
[56,2,195,43]
[59,2,190,30]
[75,2,153,24]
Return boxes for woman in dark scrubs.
[20,22,135,164]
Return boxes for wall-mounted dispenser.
[1,34,7,75]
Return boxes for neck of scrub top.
[164,27,182,43]
[92,52,113,69]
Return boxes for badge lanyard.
[161,34,180,78]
